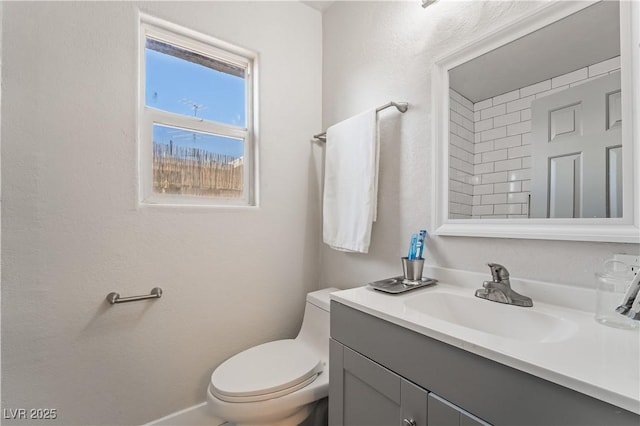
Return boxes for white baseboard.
[144,402,226,426]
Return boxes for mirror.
[432,0,639,242]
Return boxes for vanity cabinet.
[329,301,640,426]
[330,338,487,426]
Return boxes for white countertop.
[329,268,640,415]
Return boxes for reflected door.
[530,72,622,218]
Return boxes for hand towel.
[323,109,378,253]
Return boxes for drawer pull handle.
[403,419,417,426]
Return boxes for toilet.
[206,288,336,426]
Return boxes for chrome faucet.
[615,272,640,320]
[475,263,533,307]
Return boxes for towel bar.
[313,101,409,141]
[106,287,163,304]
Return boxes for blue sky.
[146,47,245,158]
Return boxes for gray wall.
[319,1,638,289]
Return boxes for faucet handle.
[488,263,510,282]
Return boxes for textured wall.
[1,2,321,424]
[320,1,638,290]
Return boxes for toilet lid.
[210,339,323,402]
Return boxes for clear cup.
[595,259,639,330]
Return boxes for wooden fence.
[153,142,243,197]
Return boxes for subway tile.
[494,135,521,150]
[589,56,620,77]
[474,133,482,143]
[450,213,472,219]
[456,125,474,143]
[474,98,492,111]
[451,157,474,175]
[508,214,528,219]
[521,133,532,145]
[482,149,508,163]
[470,175,482,185]
[450,89,464,104]
[494,181,521,193]
[507,120,531,136]
[456,92,474,111]
[474,111,481,121]
[472,205,494,216]
[492,89,520,106]
[473,184,494,196]
[520,79,551,98]
[450,191,473,205]
[451,110,464,126]
[483,215,508,219]
[473,195,482,205]
[481,126,507,142]
[482,171,508,184]
[494,203,522,215]
[450,180,474,195]
[536,85,569,99]
[522,180,531,191]
[474,153,482,164]
[481,193,507,205]
[474,162,494,175]
[494,158,522,172]
[475,118,494,133]
[449,167,472,183]
[475,140,494,154]
[481,103,506,120]
[456,102,475,121]
[450,144,474,164]
[552,67,588,88]
[508,144,531,159]
[521,108,532,121]
[506,95,535,113]
[460,115,474,132]
[450,133,474,153]
[494,111,520,128]
[508,192,530,204]
[508,169,531,182]
[450,202,473,215]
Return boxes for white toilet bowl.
[207,288,336,426]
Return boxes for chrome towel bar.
[106,287,163,304]
[313,101,409,141]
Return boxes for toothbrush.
[407,234,418,260]
[616,272,640,316]
[416,230,427,259]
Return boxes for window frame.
[138,14,258,207]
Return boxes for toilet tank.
[296,288,337,362]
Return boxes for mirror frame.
[431,0,640,243]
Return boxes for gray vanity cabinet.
[330,338,485,426]
[330,339,428,425]
[329,300,640,426]
[427,393,487,426]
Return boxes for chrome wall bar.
[106,287,163,304]
[313,101,409,142]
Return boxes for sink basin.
[404,291,577,343]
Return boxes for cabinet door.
[342,344,401,425]
[428,393,490,426]
[329,339,428,426]
[402,380,428,426]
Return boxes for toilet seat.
[210,339,323,403]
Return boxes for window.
[139,15,257,206]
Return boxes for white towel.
[323,109,379,253]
